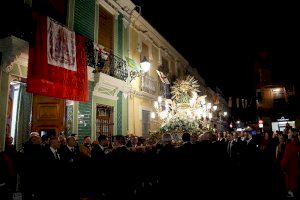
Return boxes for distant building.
[254,51,298,130]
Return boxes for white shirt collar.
[50,146,57,153]
[99,145,105,151]
[67,145,74,151]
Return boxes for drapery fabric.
[15,84,32,151]
[27,14,88,102]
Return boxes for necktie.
[228,141,232,157]
[55,151,60,160]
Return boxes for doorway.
[31,95,66,136]
[6,80,32,150]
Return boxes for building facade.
[0,0,228,148]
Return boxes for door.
[32,95,65,136]
[142,110,150,138]
[96,105,114,137]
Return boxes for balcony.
[160,83,171,99]
[141,74,157,95]
[96,50,128,82]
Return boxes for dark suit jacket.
[91,145,105,162]
[59,145,79,165]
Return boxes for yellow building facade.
[124,6,192,137]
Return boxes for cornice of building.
[0,36,29,73]
[114,1,189,67]
[103,0,136,19]
[113,0,207,91]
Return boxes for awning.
[126,56,140,71]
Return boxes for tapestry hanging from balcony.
[27,14,88,102]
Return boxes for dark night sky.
[131,0,300,98]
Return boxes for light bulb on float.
[150,112,155,119]
[158,96,162,103]
[159,110,168,119]
[192,91,198,99]
[201,99,206,105]
[154,101,159,109]
[187,110,192,116]
[207,103,212,109]
[140,56,151,73]
[213,105,217,111]
[189,98,196,107]
[195,109,203,118]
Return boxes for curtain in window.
[15,84,32,151]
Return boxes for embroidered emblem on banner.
[47,17,77,71]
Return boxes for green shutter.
[74,0,95,40]
[66,106,73,135]
[78,81,93,143]
[117,14,123,57]
[117,91,122,135]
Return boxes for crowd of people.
[0,125,299,199]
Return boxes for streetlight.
[140,56,151,73]
[129,56,151,81]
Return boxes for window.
[141,74,156,94]
[257,91,262,103]
[99,5,114,49]
[140,43,149,64]
[170,61,174,75]
[160,57,169,75]
[96,105,114,137]
[142,110,150,138]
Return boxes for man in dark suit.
[60,136,79,164]
[91,135,108,161]
[42,137,66,200]
[91,135,109,198]
[59,136,79,199]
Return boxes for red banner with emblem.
[27,14,88,102]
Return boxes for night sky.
[131,0,300,98]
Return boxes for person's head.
[59,135,66,145]
[50,137,61,149]
[161,133,172,145]
[287,130,293,140]
[98,135,108,147]
[83,136,91,145]
[30,132,40,137]
[227,132,233,141]
[41,135,50,144]
[71,133,78,142]
[279,134,287,144]
[30,135,42,145]
[191,133,199,143]
[114,135,125,147]
[217,132,223,138]
[67,136,76,147]
[182,132,191,142]
[5,135,13,145]
[233,132,239,139]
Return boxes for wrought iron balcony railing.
[160,83,171,99]
[95,50,128,82]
